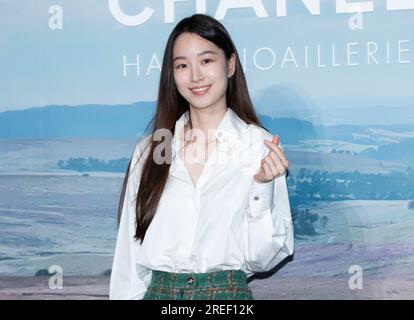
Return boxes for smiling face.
[172,32,235,112]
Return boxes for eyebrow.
[173,50,218,62]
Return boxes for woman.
[109,13,294,300]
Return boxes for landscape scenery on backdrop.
[1,1,413,299]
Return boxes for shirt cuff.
[248,179,274,217]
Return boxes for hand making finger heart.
[253,135,289,183]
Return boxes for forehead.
[173,32,221,57]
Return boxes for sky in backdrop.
[1,0,413,112]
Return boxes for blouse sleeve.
[109,135,152,300]
[243,139,294,273]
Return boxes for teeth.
[191,86,210,92]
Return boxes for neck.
[186,106,228,141]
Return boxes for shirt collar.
[172,107,248,156]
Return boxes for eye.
[175,59,212,69]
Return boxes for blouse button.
[253,195,260,201]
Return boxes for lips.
[190,85,211,95]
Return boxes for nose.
[190,63,204,82]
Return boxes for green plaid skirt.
[142,269,254,300]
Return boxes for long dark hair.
[118,13,267,244]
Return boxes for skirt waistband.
[150,269,248,289]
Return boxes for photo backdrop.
[1,1,414,299]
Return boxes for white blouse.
[109,108,294,300]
